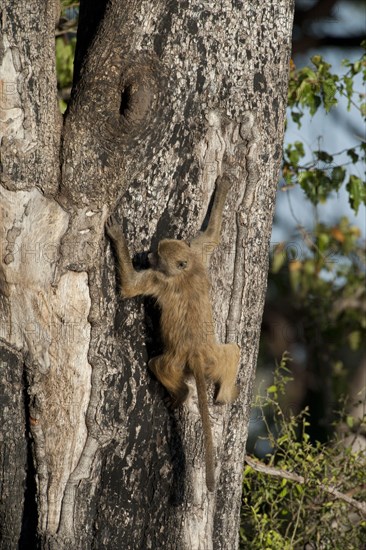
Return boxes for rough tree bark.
[0,1,294,549]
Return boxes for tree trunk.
[0,1,294,548]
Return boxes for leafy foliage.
[271,216,365,353]
[269,46,366,437]
[242,46,366,549]
[240,359,366,550]
[288,45,366,120]
[285,45,366,213]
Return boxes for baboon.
[106,174,240,491]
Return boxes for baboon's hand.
[105,215,124,242]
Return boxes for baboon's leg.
[206,343,240,403]
[149,355,189,405]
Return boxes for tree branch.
[245,455,366,516]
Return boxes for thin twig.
[245,455,366,516]
[291,486,305,546]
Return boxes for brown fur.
[106,174,240,492]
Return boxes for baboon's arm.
[106,216,160,298]
[190,174,232,267]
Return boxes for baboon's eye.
[177,260,187,270]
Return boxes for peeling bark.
[0,1,294,549]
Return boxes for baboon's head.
[149,239,191,277]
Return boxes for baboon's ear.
[177,260,188,270]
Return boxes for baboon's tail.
[193,366,215,492]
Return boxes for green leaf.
[347,149,359,163]
[311,54,323,67]
[298,170,319,204]
[279,487,288,498]
[322,79,337,112]
[331,166,346,189]
[352,60,362,74]
[294,141,305,154]
[298,169,337,204]
[244,465,254,476]
[295,484,304,495]
[346,175,366,214]
[315,150,333,163]
[343,75,353,110]
[285,142,305,166]
[291,111,303,127]
[346,415,354,429]
[297,81,321,115]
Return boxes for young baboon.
[106,174,240,492]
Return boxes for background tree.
[241,35,366,550]
[258,45,366,443]
[0,1,295,549]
